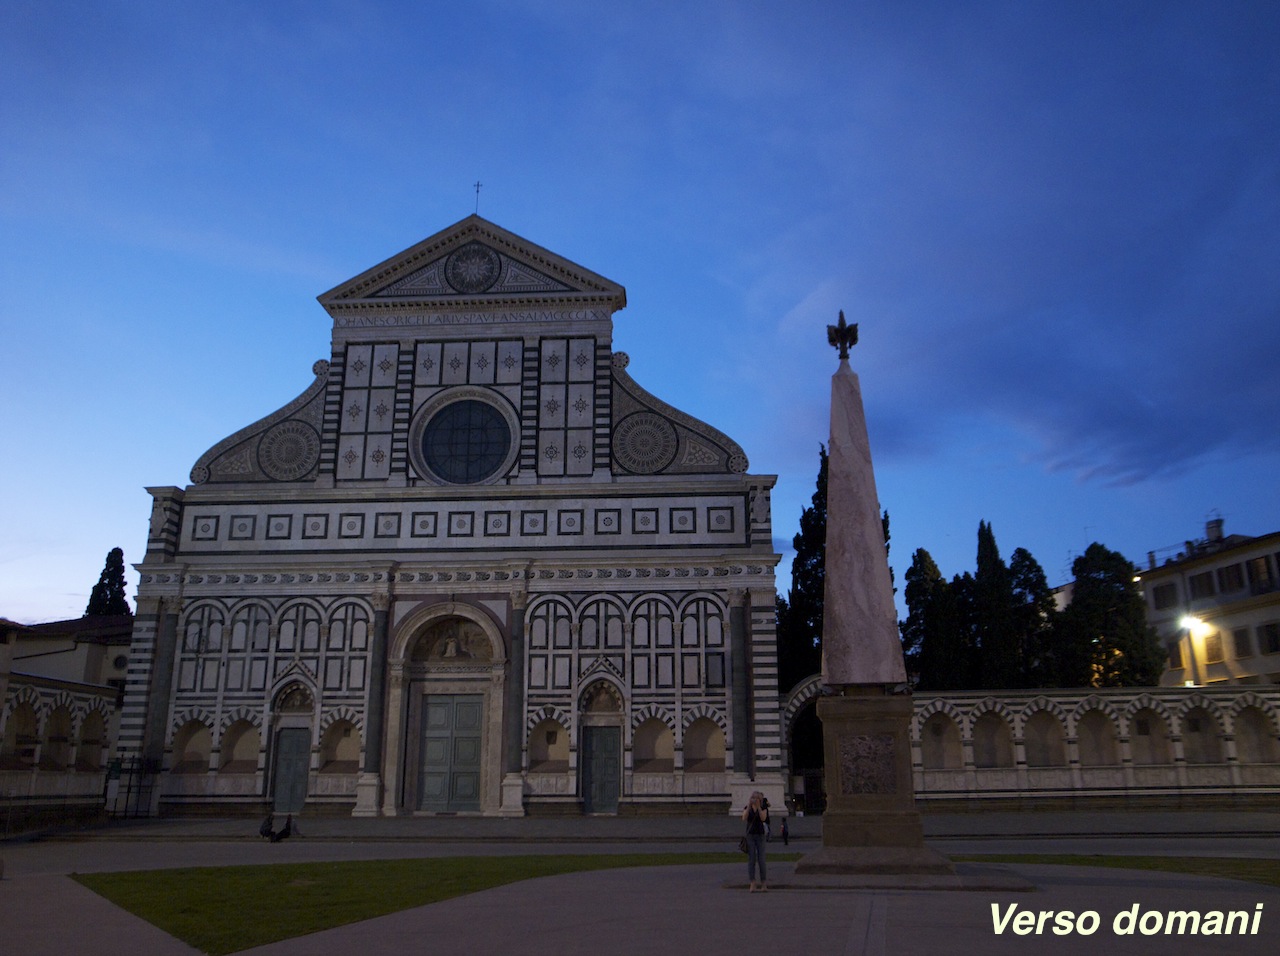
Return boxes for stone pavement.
[2,811,1278,956]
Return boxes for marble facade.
[117,217,784,817]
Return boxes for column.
[353,591,390,816]
[500,588,528,816]
[728,589,750,774]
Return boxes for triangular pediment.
[317,215,626,313]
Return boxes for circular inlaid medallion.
[613,412,678,474]
[444,242,501,294]
[259,421,321,481]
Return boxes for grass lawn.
[73,852,791,955]
[73,852,1279,954]
[953,854,1280,888]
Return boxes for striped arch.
[1225,693,1280,735]
[911,697,965,736]
[526,705,573,734]
[218,706,263,738]
[1013,696,1070,737]
[1066,695,1124,736]
[1172,693,1227,734]
[1120,694,1175,735]
[631,703,676,733]
[1,686,43,736]
[319,706,365,738]
[46,690,79,718]
[783,673,824,730]
[8,685,41,710]
[170,706,217,736]
[83,699,114,726]
[962,697,1016,737]
[681,703,728,735]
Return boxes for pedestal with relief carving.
[796,688,952,874]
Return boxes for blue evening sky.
[2,1,1278,622]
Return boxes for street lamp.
[1179,615,1208,686]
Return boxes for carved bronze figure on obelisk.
[796,312,953,875]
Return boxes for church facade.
[118,217,784,816]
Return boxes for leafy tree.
[1056,543,1163,687]
[86,547,132,617]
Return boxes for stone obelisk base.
[796,687,954,876]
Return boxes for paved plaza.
[2,811,1278,956]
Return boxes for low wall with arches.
[0,674,119,833]
[784,680,1280,808]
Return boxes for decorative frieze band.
[141,563,772,589]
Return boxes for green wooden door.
[272,727,310,813]
[582,726,621,813]
[419,695,483,811]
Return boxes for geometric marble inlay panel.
[192,516,220,541]
[707,506,734,533]
[670,508,696,534]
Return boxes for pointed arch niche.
[384,602,508,816]
[579,678,624,813]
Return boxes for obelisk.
[796,312,953,875]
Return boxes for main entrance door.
[581,725,621,813]
[272,727,310,813]
[418,694,483,812]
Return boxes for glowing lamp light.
[1180,615,1210,637]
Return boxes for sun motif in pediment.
[445,242,501,294]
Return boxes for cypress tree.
[974,522,1021,688]
[776,447,827,692]
[1009,547,1057,686]
[901,548,944,684]
[86,547,132,617]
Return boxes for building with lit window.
[1138,519,1280,687]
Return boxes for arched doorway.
[388,606,507,815]
[789,701,825,813]
[271,682,314,813]
[579,680,623,814]
[784,675,825,814]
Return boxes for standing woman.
[741,790,769,891]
